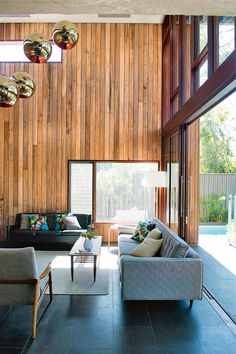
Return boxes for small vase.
[84,238,93,251]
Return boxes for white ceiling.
[0,0,235,23]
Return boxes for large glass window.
[218,16,235,65]
[69,161,159,222]
[199,58,208,86]
[96,162,158,221]
[192,16,208,91]
[199,16,208,53]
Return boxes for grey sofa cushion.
[149,219,189,258]
[161,234,189,258]
[185,247,200,258]
[118,234,139,255]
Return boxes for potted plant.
[81,230,96,251]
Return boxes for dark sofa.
[7,213,92,250]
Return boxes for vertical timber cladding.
[186,120,200,244]
[0,23,162,241]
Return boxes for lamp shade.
[0,75,18,107]
[11,72,35,98]
[52,21,78,50]
[142,171,168,188]
[23,32,52,63]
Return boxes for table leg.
[71,255,74,281]
[93,255,97,282]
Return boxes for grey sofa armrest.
[120,255,203,300]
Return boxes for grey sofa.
[118,218,203,303]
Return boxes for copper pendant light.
[11,72,36,98]
[52,21,78,50]
[23,32,52,63]
[0,75,18,107]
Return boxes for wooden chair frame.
[0,262,52,339]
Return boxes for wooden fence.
[200,173,236,211]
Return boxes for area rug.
[35,250,109,295]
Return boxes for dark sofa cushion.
[73,214,91,229]
[10,229,36,236]
[35,230,62,236]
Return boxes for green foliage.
[81,230,96,240]
[200,193,228,223]
[97,164,133,198]
[200,104,236,173]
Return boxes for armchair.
[0,247,52,339]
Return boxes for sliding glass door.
[163,132,180,234]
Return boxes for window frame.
[217,16,236,67]
[170,16,181,118]
[191,16,209,92]
[191,16,236,93]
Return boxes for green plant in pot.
[81,230,96,251]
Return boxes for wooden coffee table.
[69,236,102,282]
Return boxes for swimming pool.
[199,224,228,235]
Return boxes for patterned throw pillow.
[131,220,149,242]
[29,214,49,231]
[55,214,67,231]
[146,223,156,232]
[55,213,74,230]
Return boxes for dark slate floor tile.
[114,325,157,353]
[148,349,204,354]
[0,349,24,354]
[152,323,201,349]
[30,306,113,352]
[69,293,113,310]
[202,342,236,354]
[147,301,189,327]
[193,324,236,349]
[114,301,150,326]
[115,345,159,354]
[70,349,113,354]
[177,298,224,326]
[193,245,236,320]
[0,337,28,348]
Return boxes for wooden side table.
[108,224,120,250]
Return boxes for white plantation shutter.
[70,163,93,214]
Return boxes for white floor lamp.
[142,171,168,218]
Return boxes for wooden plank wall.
[0,23,162,241]
[186,120,200,244]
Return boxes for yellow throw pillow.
[130,238,163,257]
[146,228,162,240]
